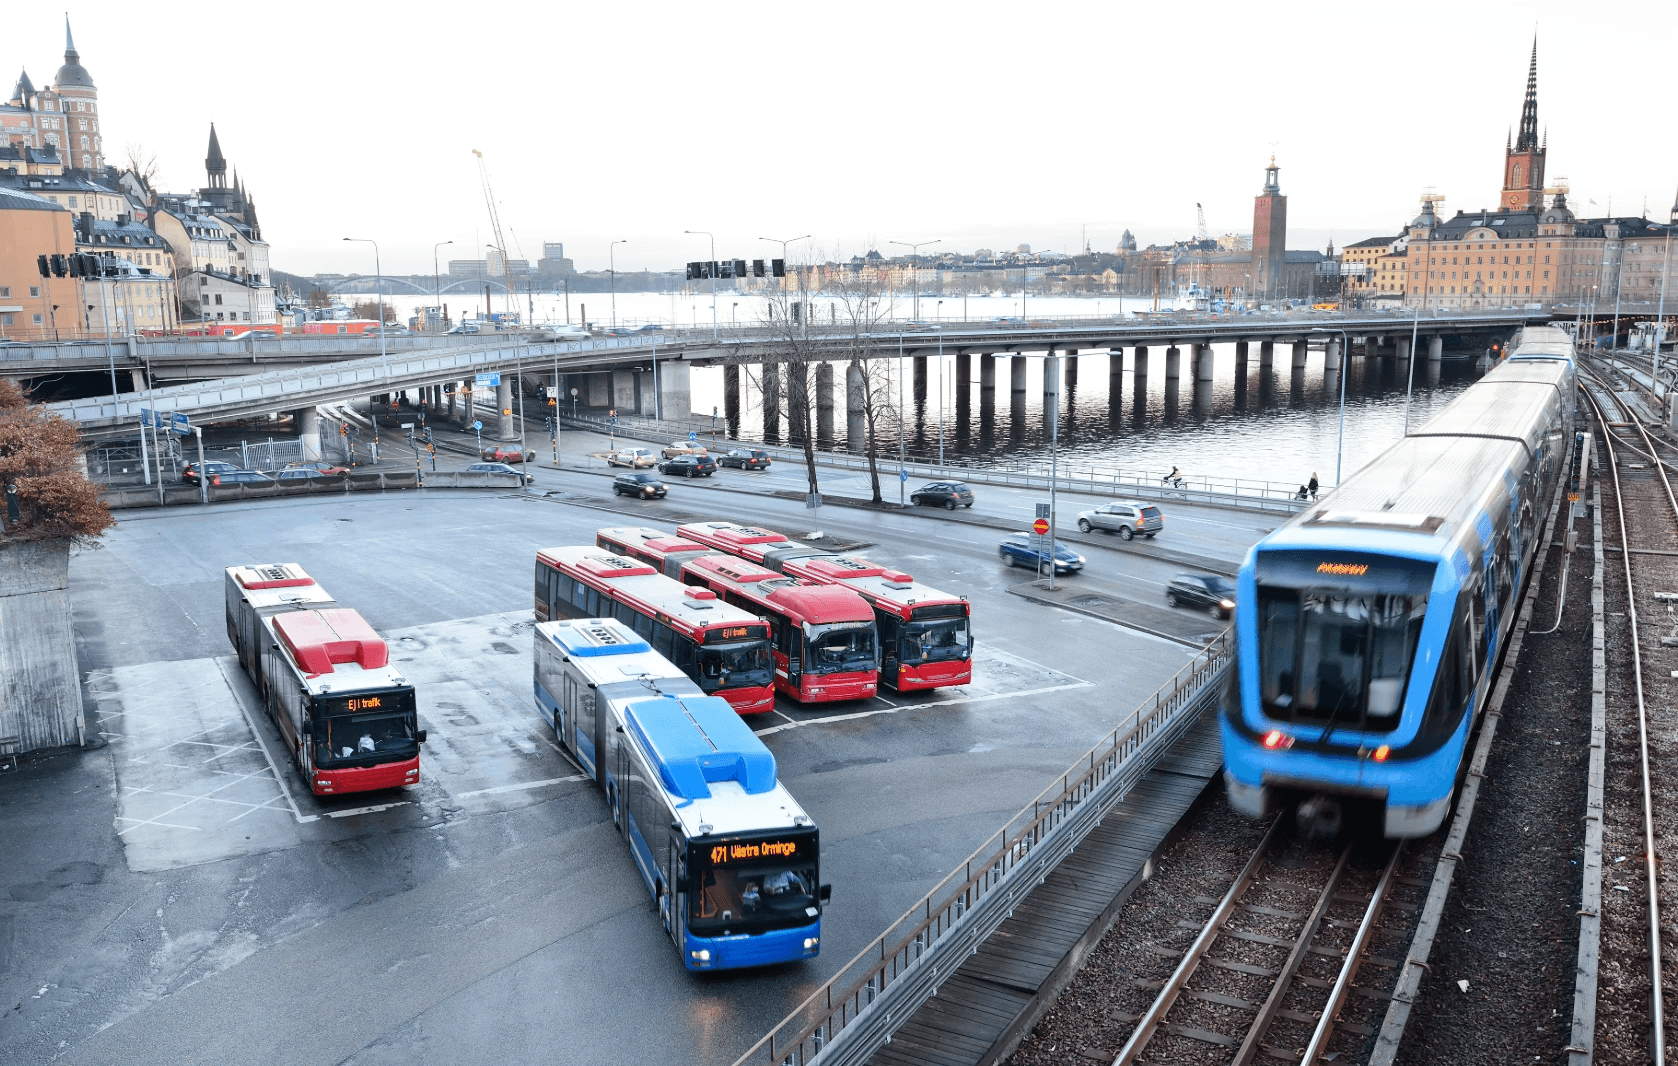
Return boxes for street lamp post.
[889,239,941,322]
[432,239,453,330]
[684,230,717,339]
[342,237,388,381]
[759,235,811,333]
[936,299,945,466]
[898,333,906,506]
[1612,241,1631,353]
[1655,195,1676,394]
[1312,327,1351,487]
[609,240,627,330]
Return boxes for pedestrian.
[1308,472,1319,500]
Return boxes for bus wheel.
[609,784,622,832]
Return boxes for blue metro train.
[1222,325,1577,838]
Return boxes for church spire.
[205,124,227,188]
[1514,37,1539,152]
[65,16,78,60]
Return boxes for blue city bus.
[535,618,831,970]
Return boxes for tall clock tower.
[1501,39,1545,213]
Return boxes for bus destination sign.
[710,838,805,865]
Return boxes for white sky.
[16,0,1675,276]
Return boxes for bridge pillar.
[1164,345,1180,379]
[1010,354,1027,394]
[1194,342,1214,382]
[496,378,516,441]
[1324,338,1341,372]
[761,362,781,442]
[129,368,146,392]
[1259,340,1274,368]
[1291,340,1309,370]
[1133,345,1149,383]
[1043,352,1060,410]
[1395,336,1412,365]
[816,362,834,446]
[1235,340,1249,366]
[956,351,971,396]
[457,382,473,427]
[658,361,691,423]
[980,353,996,396]
[1064,351,1078,390]
[724,363,741,431]
[913,356,928,403]
[1428,334,1443,365]
[294,407,321,461]
[846,361,866,454]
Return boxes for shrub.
[0,379,114,545]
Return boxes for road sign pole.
[138,410,152,487]
[193,427,208,505]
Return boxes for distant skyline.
[13,1,1675,276]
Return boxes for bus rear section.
[223,563,337,682]
[262,608,426,795]
[535,546,777,715]
[674,520,831,572]
[680,554,879,702]
[607,692,829,970]
[595,526,717,579]
[782,555,973,692]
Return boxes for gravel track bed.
[1006,790,1434,1066]
[1392,512,1592,1064]
[1595,422,1678,1064]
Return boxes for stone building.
[2,20,103,171]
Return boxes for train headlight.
[1261,730,1294,750]
[803,937,819,950]
[1373,745,1391,762]
[690,949,711,962]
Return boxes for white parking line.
[218,657,310,823]
[752,680,1093,737]
[456,775,587,799]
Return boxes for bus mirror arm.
[820,884,832,902]
[675,876,691,894]
[416,729,428,743]
[616,725,625,733]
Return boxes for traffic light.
[50,254,67,277]
[37,255,49,278]
[341,421,350,437]
[772,259,786,278]
[66,254,84,278]
[686,262,700,280]
[733,259,747,279]
[752,259,765,277]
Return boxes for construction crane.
[1196,203,1210,244]
[472,149,510,317]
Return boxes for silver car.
[1075,500,1164,541]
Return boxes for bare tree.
[828,273,898,503]
[753,265,826,501]
[352,299,396,323]
[120,142,160,191]
[306,289,333,308]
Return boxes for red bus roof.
[595,527,712,566]
[272,609,389,678]
[683,555,874,624]
[538,546,766,637]
[675,520,791,562]
[229,563,316,590]
[782,553,968,619]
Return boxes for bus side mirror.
[300,721,311,735]
[616,725,625,733]
[675,876,691,893]
[416,729,428,743]
[819,884,832,902]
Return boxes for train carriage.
[1222,326,1576,838]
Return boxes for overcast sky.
[16,1,1675,276]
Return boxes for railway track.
[1108,823,1422,1066]
[1581,360,1678,1061]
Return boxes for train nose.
[1295,795,1344,841]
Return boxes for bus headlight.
[1220,599,1235,610]
[690,949,711,961]
[803,937,819,950]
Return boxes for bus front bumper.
[684,920,820,971]
[312,754,420,795]
[893,659,972,691]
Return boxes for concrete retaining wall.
[100,470,516,510]
[0,539,83,752]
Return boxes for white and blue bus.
[535,618,830,970]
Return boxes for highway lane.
[7,479,1266,1066]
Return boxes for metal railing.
[731,632,1231,1066]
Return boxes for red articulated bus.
[224,564,426,795]
[675,521,974,693]
[534,546,777,715]
[679,554,878,703]
[595,526,716,579]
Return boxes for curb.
[1005,581,1219,649]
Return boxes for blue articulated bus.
[1222,325,1576,839]
[535,618,830,970]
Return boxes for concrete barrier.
[0,539,83,753]
[99,469,521,509]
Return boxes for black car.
[215,470,277,486]
[658,454,717,478]
[1165,574,1237,620]
[717,448,771,470]
[910,481,975,510]
[183,460,238,485]
[613,472,668,499]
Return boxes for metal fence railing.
[731,632,1232,1066]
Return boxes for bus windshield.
[314,708,418,767]
[695,639,773,692]
[901,616,971,664]
[1257,587,1427,734]
[689,833,819,935]
[803,621,877,675]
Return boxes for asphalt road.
[0,466,1274,1066]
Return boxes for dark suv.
[183,461,238,485]
[910,481,975,510]
[613,472,668,499]
[658,454,717,478]
[1165,574,1237,620]
[717,448,771,470]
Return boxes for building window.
[214,294,223,305]
[0,287,9,298]
[30,286,39,297]
[0,313,12,326]
[68,196,77,208]
[33,314,43,325]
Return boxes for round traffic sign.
[1032,518,1049,535]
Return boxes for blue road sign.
[472,420,483,431]
[140,409,157,428]
[170,413,190,435]
[688,430,697,441]
[474,373,500,387]
[899,468,909,483]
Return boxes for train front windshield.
[804,622,877,675]
[1254,554,1433,734]
[696,640,773,692]
[313,693,419,767]
[689,830,819,935]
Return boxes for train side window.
[1420,620,1464,741]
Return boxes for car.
[613,472,668,499]
[362,326,410,337]
[276,468,334,481]
[1165,573,1236,620]
[661,440,708,458]
[465,461,534,486]
[182,461,238,485]
[282,461,349,476]
[716,448,771,470]
[633,324,664,334]
[480,446,535,464]
[658,454,717,478]
[214,470,277,486]
[229,329,278,340]
[445,323,481,335]
[606,448,657,469]
[910,481,975,510]
[997,535,1085,574]
[1076,500,1163,540]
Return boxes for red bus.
[679,554,878,703]
[675,521,973,692]
[224,564,426,795]
[596,526,716,579]
[534,545,776,715]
